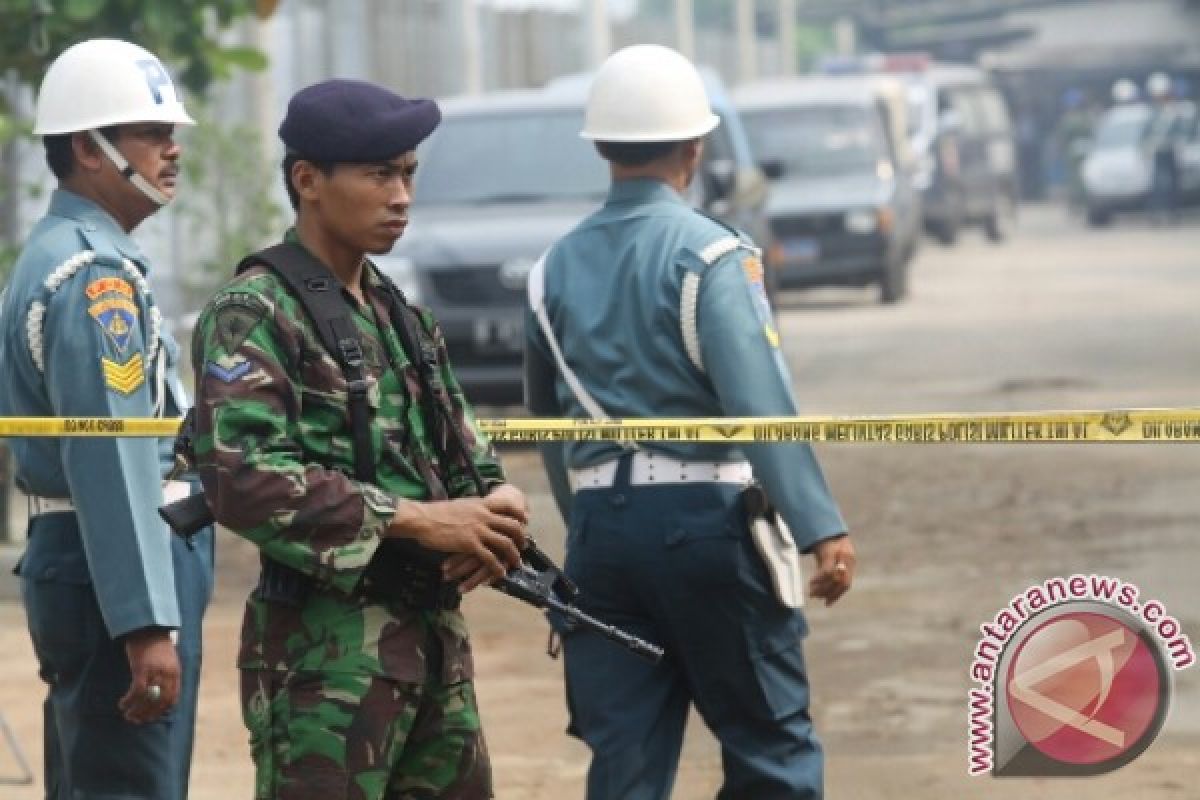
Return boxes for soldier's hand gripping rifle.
[159,411,664,663]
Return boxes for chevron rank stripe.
[101,353,146,395]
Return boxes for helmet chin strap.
[87,129,172,207]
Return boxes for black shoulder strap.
[238,243,375,484]
[375,271,488,498]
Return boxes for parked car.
[1082,100,1199,225]
[894,63,1019,243]
[374,72,772,403]
[735,76,921,303]
[1178,102,1200,203]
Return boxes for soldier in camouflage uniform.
[191,80,529,799]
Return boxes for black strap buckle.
[338,337,365,369]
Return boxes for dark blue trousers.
[560,463,821,800]
[18,513,213,799]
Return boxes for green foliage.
[0,0,268,288]
[794,22,836,71]
[173,104,281,313]
[0,241,18,286]
[0,0,264,96]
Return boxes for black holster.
[254,557,312,608]
[254,545,461,612]
[359,541,462,611]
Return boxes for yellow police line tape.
[1,408,1199,443]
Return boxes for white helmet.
[581,44,719,142]
[1111,78,1138,104]
[35,39,194,135]
[1146,72,1172,99]
[35,39,193,206]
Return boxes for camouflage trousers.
[241,668,492,799]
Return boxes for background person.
[525,44,856,800]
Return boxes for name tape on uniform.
[1,409,1200,443]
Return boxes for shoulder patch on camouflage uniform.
[205,356,253,384]
[211,292,268,354]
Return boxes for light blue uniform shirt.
[525,177,846,550]
[0,189,186,636]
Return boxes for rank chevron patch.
[102,353,145,394]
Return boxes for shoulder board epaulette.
[25,250,161,374]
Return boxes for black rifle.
[160,441,662,662]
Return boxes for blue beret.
[279,79,441,162]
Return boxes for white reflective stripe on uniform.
[527,253,623,426]
[698,235,742,265]
[680,272,703,372]
[681,235,744,374]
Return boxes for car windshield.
[415,110,609,205]
[1093,107,1152,149]
[741,105,883,178]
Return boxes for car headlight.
[845,209,878,234]
[377,256,422,304]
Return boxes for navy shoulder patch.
[742,252,780,348]
[86,277,140,355]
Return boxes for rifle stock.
[159,492,213,540]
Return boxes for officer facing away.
[190,79,528,799]
[0,39,214,797]
[525,45,857,799]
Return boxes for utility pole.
[586,0,611,68]
[675,0,695,60]
[736,0,757,84]
[779,0,797,76]
[834,15,857,56]
[460,0,483,94]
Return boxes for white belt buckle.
[568,460,620,491]
[29,480,192,517]
[161,480,191,505]
[28,495,74,516]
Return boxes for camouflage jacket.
[192,234,505,684]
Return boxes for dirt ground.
[1,207,1198,798]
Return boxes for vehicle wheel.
[984,192,1017,242]
[879,260,907,305]
[1086,207,1112,227]
[928,216,959,245]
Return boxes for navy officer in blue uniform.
[0,39,213,798]
[525,45,857,800]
